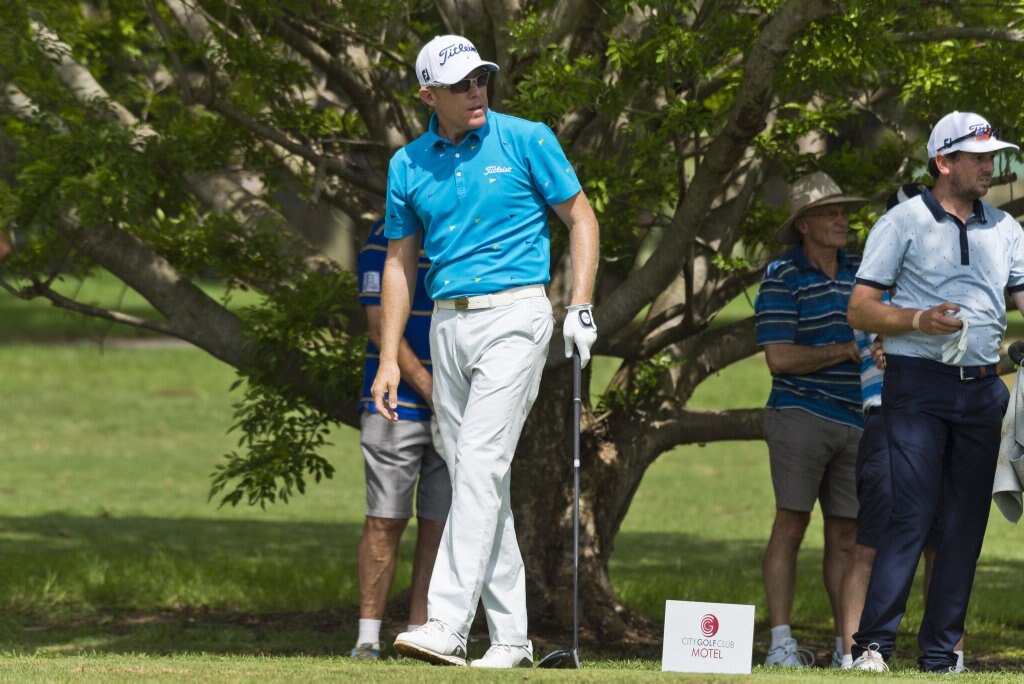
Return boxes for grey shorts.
[763,408,859,518]
[360,412,452,522]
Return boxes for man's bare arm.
[370,233,420,420]
[848,284,962,336]
[763,341,861,376]
[551,190,599,305]
[0,232,11,262]
[365,304,433,410]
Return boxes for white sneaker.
[470,640,534,668]
[393,619,468,666]
[764,637,812,667]
[851,642,888,672]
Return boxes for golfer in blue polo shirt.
[371,35,599,669]
[848,111,1024,673]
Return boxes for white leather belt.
[436,284,546,311]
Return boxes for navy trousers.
[852,355,1007,672]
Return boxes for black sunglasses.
[937,125,996,153]
[437,72,491,94]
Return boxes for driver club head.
[536,648,580,669]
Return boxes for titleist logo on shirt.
[437,42,477,65]
[484,165,512,175]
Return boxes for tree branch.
[595,0,840,340]
[895,27,1024,43]
[7,276,179,336]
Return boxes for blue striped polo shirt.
[856,188,1024,365]
[755,246,864,428]
[384,110,582,300]
[358,220,433,421]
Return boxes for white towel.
[992,365,1024,522]
[941,311,969,365]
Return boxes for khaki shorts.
[763,408,859,518]
[360,412,452,522]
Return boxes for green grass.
[4,283,1024,680]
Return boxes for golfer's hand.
[370,361,401,421]
[563,304,598,368]
[917,302,964,335]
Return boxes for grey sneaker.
[764,637,813,667]
[348,642,380,660]
[830,650,845,668]
[851,642,888,672]
[470,640,534,668]
[394,619,467,666]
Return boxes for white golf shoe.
[393,619,468,666]
[764,637,813,667]
[851,642,888,672]
[470,640,534,668]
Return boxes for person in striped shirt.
[754,171,868,668]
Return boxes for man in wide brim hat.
[776,171,868,244]
[754,168,869,669]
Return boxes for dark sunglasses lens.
[449,73,489,94]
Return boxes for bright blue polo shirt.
[385,110,582,300]
[856,189,1024,365]
[358,220,433,421]
[755,246,864,429]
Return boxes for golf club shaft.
[573,350,581,655]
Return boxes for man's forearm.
[396,339,433,408]
[377,237,419,364]
[367,303,432,407]
[555,191,599,305]
[764,342,859,376]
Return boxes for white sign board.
[661,600,755,674]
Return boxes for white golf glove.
[563,304,598,368]
[941,310,969,365]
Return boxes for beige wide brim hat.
[776,171,869,244]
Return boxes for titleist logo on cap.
[436,42,478,66]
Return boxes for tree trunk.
[515,363,660,642]
[515,356,765,641]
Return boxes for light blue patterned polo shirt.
[856,188,1024,365]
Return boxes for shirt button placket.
[454,150,466,198]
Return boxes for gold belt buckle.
[454,296,470,311]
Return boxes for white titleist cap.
[415,35,499,87]
[926,111,1019,158]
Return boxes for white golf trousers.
[427,295,553,644]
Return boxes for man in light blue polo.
[848,111,1024,673]
[371,34,599,669]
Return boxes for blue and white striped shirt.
[857,330,883,411]
[755,246,864,429]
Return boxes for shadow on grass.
[3,515,1024,669]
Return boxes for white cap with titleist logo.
[415,35,500,87]
[926,111,1019,158]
